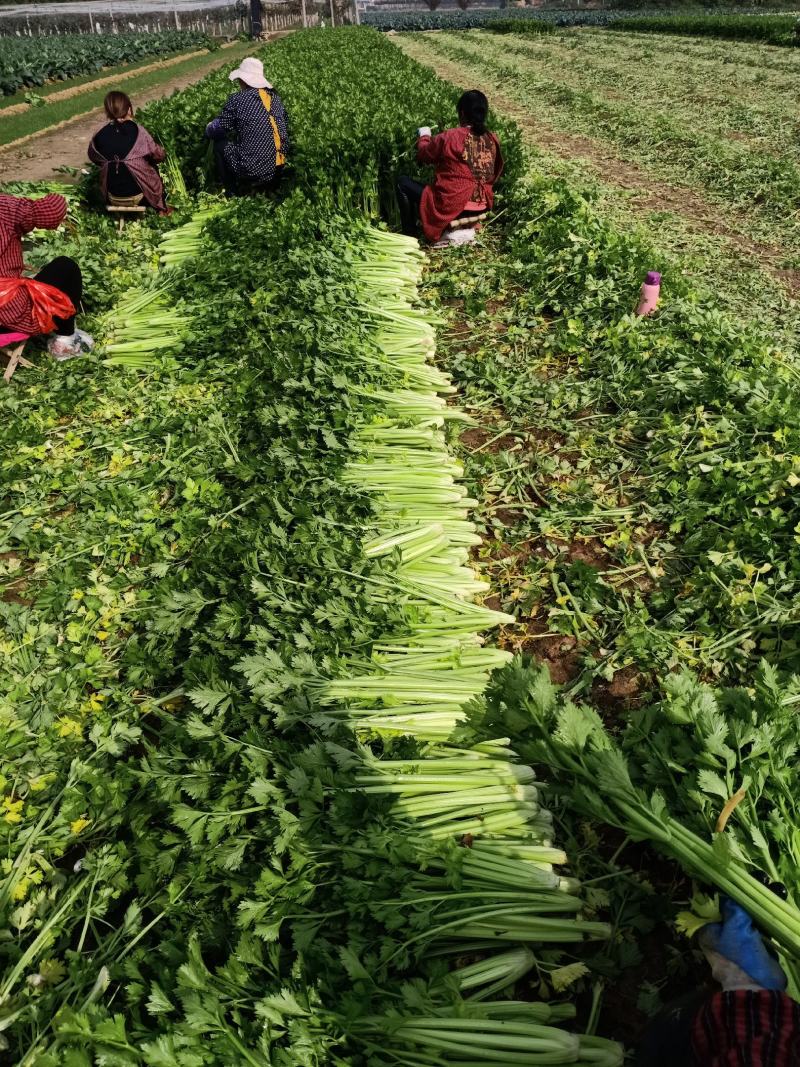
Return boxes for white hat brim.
[229,67,273,89]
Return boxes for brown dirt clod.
[592,665,649,715]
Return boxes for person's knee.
[46,256,81,279]
[46,256,74,269]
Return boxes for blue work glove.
[699,898,787,992]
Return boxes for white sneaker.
[48,331,93,361]
[74,329,94,350]
[432,227,477,250]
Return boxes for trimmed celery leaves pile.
[401,33,800,1015]
[0,28,620,1067]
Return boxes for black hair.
[104,90,133,123]
[457,89,489,137]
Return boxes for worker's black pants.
[36,256,82,335]
[212,139,283,197]
[396,175,487,239]
[396,175,425,237]
[635,991,705,1066]
[213,139,240,194]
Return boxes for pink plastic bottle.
[635,271,661,317]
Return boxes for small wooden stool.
[434,211,491,249]
[448,211,489,233]
[0,331,34,383]
[107,193,146,233]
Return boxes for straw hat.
[229,57,273,90]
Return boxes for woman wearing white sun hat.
[205,56,289,195]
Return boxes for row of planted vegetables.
[0,30,217,97]
[361,8,800,45]
[3,24,800,1065]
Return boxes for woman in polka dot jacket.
[205,56,289,196]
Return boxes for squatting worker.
[204,57,289,196]
[88,91,171,215]
[637,897,800,1066]
[0,192,93,361]
[396,90,503,244]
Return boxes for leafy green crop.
[362,7,800,35]
[395,22,800,1011]
[8,14,800,1061]
[0,27,622,1067]
[140,27,523,214]
[0,30,214,97]
[489,661,800,995]
[362,9,614,32]
[611,12,800,44]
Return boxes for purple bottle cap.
[645,271,661,286]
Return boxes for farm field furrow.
[596,24,800,75]
[406,29,800,259]
[487,31,800,133]
[395,31,800,348]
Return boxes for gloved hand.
[699,898,787,992]
[205,120,220,140]
[417,126,432,138]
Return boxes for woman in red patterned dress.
[396,90,504,244]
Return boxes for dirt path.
[0,43,246,184]
[394,35,800,296]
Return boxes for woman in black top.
[88,91,170,214]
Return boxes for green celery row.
[86,204,623,1064]
[318,226,622,1065]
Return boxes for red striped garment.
[0,193,67,335]
[693,991,800,1066]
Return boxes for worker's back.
[215,86,289,185]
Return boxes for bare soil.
[460,425,521,455]
[395,36,800,296]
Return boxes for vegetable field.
[363,7,800,41]
[610,11,800,44]
[0,30,214,97]
[398,26,800,260]
[0,27,622,1066]
[3,16,800,1065]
